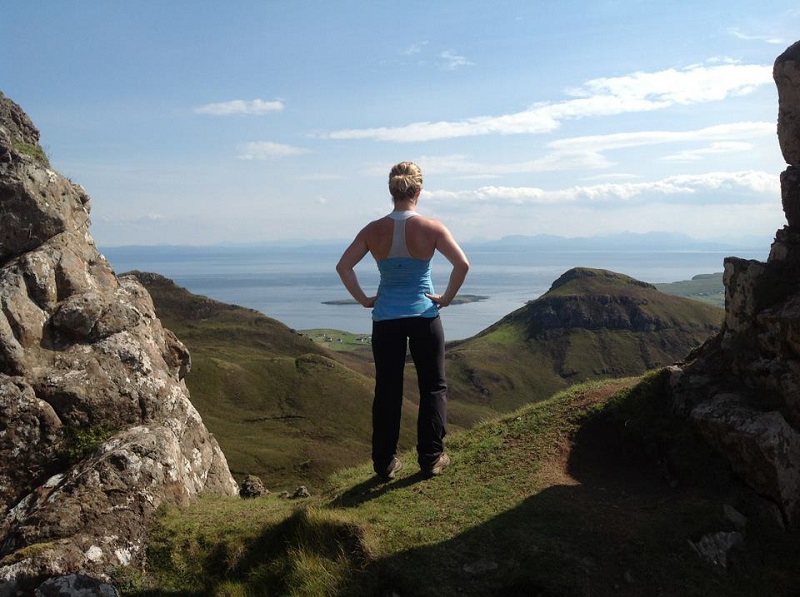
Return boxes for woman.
[336,161,470,479]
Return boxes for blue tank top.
[372,211,439,322]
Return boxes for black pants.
[371,315,447,473]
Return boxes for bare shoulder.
[412,214,449,235]
[359,216,392,237]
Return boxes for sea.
[101,243,768,341]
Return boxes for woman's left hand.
[425,293,450,307]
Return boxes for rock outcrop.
[0,92,238,594]
[670,41,800,527]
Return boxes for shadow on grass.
[128,505,374,597]
[336,414,800,597]
[333,471,429,508]
[339,478,718,595]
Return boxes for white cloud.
[237,141,310,160]
[568,63,770,104]
[581,173,642,182]
[405,122,772,178]
[544,122,773,168]
[404,41,429,55]
[662,141,754,162]
[195,99,285,116]
[425,170,778,205]
[417,151,608,176]
[325,111,560,142]
[439,50,473,70]
[321,62,772,142]
[728,27,785,45]
[549,122,772,154]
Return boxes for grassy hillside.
[444,268,724,418]
[655,272,725,307]
[128,272,418,492]
[117,371,799,596]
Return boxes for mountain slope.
[445,268,723,417]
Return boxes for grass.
[300,328,373,352]
[12,139,50,167]
[60,424,116,464]
[118,372,800,596]
[655,272,725,307]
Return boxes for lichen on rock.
[0,92,238,594]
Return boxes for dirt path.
[539,377,641,488]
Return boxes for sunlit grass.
[123,373,800,596]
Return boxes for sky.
[3,1,799,247]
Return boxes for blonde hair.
[388,161,423,202]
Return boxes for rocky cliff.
[670,41,800,527]
[0,92,238,594]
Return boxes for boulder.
[34,573,118,596]
[690,395,800,523]
[780,166,800,227]
[0,93,238,592]
[775,40,800,166]
[239,474,269,498]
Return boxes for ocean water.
[102,245,766,341]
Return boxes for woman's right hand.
[362,295,378,308]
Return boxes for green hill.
[119,372,800,596]
[444,268,724,419]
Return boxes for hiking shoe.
[423,453,451,477]
[378,457,403,480]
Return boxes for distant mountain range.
[102,231,768,255]
[464,231,766,252]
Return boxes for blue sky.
[3,1,799,247]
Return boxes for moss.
[12,139,50,167]
[0,542,56,565]
[61,425,115,464]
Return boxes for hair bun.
[388,162,423,201]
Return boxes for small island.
[322,294,489,306]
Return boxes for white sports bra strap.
[387,210,417,258]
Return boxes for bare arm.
[335,231,377,308]
[426,224,470,307]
